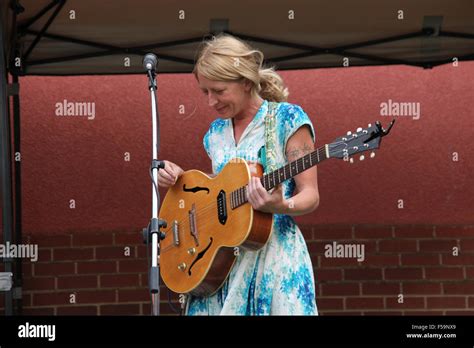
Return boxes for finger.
[250,178,265,205]
[163,164,176,178]
[253,177,267,201]
[158,179,172,188]
[159,171,175,183]
[247,178,254,201]
[248,178,258,207]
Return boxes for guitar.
[159,120,395,296]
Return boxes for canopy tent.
[1,0,473,315]
[2,0,474,75]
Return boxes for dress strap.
[264,102,279,174]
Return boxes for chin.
[221,109,232,118]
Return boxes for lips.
[216,106,227,113]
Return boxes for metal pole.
[12,74,22,314]
[0,3,14,316]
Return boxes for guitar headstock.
[328,120,395,162]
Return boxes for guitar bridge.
[172,220,179,246]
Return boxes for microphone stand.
[142,58,167,316]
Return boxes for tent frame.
[11,0,474,75]
[1,0,474,315]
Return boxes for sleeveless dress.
[186,100,318,315]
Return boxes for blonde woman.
[159,34,320,315]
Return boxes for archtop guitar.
[159,120,395,296]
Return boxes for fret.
[230,149,328,210]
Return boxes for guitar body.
[159,159,273,296]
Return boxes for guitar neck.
[230,145,329,210]
[261,145,328,191]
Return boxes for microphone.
[143,53,158,72]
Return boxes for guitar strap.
[263,101,279,174]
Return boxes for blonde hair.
[193,34,289,102]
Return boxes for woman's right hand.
[158,160,184,188]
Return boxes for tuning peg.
[356,127,362,132]
[347,131,352,136]
[359,155,365,161]
[370,152,375,158]
[349,157,354,164]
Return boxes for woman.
[158,34,320,315]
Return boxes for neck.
[233,96,264,124]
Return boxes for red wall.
[1,62,473,316]
[18,62,474,235]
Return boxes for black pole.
[12,74,22,314]
[0,3,14,316]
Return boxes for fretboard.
[230,145,328,209]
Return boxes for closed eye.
[201,89,224,95]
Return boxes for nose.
[207,93,218,107]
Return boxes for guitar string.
[159,147,327,253]
[160,146,326,224]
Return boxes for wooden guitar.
[159,120,395,296]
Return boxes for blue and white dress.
[186,100,318,315]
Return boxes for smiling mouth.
[217,106,227,113]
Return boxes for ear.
[243,79,253,93]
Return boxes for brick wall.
[1,224,473,315]
[308,225,474,315]
[1,231,179,315]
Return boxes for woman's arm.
[247,125,320,216]
[281,125,320,216]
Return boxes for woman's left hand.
[247,177,287,214]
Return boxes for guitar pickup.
[188,203,199,246]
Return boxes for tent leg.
[12,74,22,314]
[0,8,15,316]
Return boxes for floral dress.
[186,100,318,315]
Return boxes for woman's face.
[197,72,251,119]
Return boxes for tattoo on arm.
[287,143,313,161]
